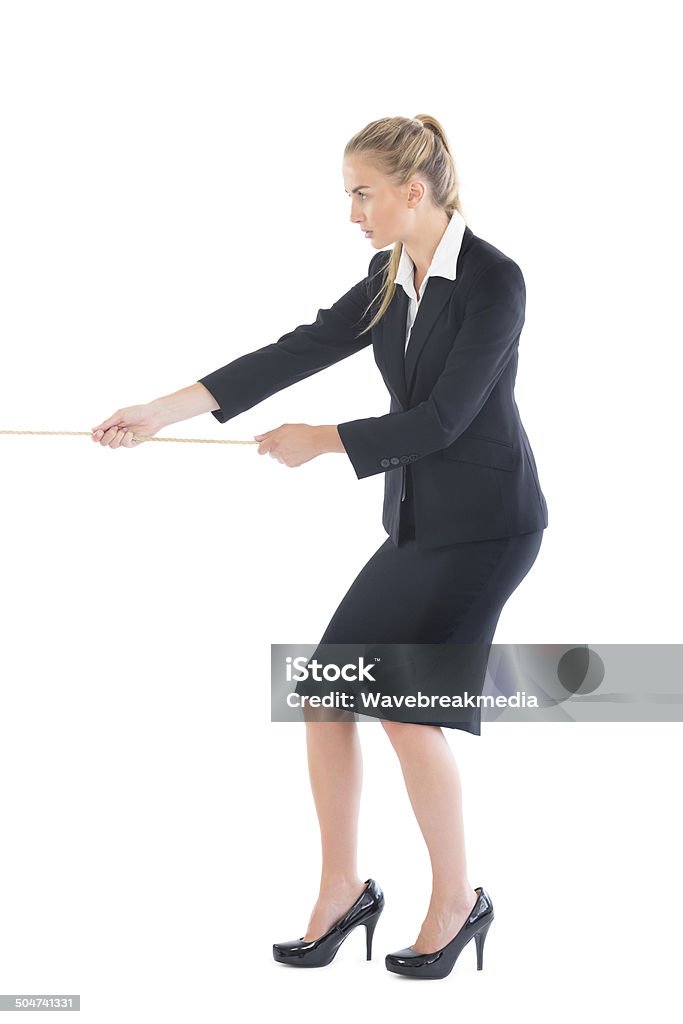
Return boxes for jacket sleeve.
[336,258,525,480]
[197,253,382,424]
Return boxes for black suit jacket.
[197,225,549,548]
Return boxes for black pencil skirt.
[295,473,544,734]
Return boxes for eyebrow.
[345,185,371,194]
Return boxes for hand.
[91,403,166,449]
[253,423,329,467]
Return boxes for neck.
[401,209,452,279]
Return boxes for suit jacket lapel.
[378,225,474,407]
[381,286,410,409]
[403,277,453,396]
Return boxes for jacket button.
[390,457,399,465]
[380,458,390,468]
[410,454,419,461]
[400,455,409,463]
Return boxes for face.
[343,155,424,249]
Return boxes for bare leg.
[382,720,479,954]
[301,718,367,941]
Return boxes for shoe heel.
[474,918,493,970]
[364,908,383,960]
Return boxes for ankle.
[318,875,365,898]
[430,884,479,909]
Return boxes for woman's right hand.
[91,403,166,448]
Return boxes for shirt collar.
[395,208,467,297]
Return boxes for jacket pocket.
[441,433,521,472]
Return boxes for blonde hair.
[345,114,465,336]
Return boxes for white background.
[1,0,681,1020]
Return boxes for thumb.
[92,413,124,432]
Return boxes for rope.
[0,429,258,445]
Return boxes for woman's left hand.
[254,423,342,467]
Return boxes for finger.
[122,431,140,448]
[94,425,124,444]
[254,432,272,441]
[98,426,121,446]
[92,413,123,433]
[92,425,120,440]
[109,428,126,449]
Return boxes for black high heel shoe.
[273,878,385,968]
[385,886,493,980]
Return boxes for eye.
[357,191,367,200]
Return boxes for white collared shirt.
[394,208,467,354]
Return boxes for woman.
[91,114,548,980]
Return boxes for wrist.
[148,396,178,428]
[148,383,217,428]
[319,424,346,454]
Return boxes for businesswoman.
[91,114,548,980]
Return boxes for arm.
[197,253,382,423]
[147,381,221,426]
[336,258,525,480]
[91,381,222,448]
[92,253,382,449]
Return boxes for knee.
[381,718,439,746]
